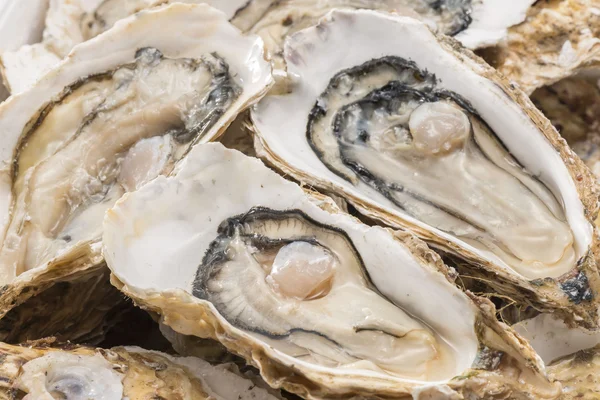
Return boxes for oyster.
[229,0,535,90]
[251,9,600,327]
[479,0,600,94]
[0,0,252,95]
[103,143,559,399]
[0,3,271,341]
[514,314,600,399]
[0,339,282,400]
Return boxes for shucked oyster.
[0,339,282,400]
[103,143,559,399]
[0,0,252,95]
[0,4,271,341]
[251,10,600,328]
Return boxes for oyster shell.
[0,0,48,100]
[514,314,600,399]
[479,0,600,94]
[0,0,252,95]
[103,142,559,399]
[0,3,271,341]
[250,9,600,328]
[0,339,282,400]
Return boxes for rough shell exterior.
[480,0,600,94]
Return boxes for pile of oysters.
[0,0,598,398]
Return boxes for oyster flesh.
[0,339,282,400]
[0,3,271,341]
[103,143,559,399]
[251,9,600,327]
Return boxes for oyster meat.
[103,142,559,399]
[0,3,271,341]
[251,9,600,327]
[0,339,282,400]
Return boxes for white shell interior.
[514,313,600,365]
[0,0,251,95]
[455,0,536,49]
[103,143,480,383]
[0,3,272,277]
[251,10,592,280]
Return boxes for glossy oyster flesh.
[251,9,600,327]
[103,143,558,399]
[0,340,281,400]
[0,3,271,338]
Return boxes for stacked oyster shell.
[0,0,597,399]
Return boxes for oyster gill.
[251,10,600,327]
[103,143,559,399]
[0,340,281,400]
[0,3,271,339]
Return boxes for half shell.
[0,3,272,341]
[103,143,559,399]
[250,9,600,328]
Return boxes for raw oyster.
[103,143,559,399]
[0,339,282,400]
[0,3,271,341]
[251,9,600,327]
[479,0,600,94]
[0,0,252,95]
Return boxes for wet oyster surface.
[194,207,457,381]
[0,47,240,282]
[305,55,574,280]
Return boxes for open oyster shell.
[0,3,271,341]
[0,339,282,400]
[0,0,252,95]
[102,143,559,399]
[479,0,600,95]
[250,9,600,328]
[514,314,600,399]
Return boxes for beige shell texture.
[480,0,600,94]
[0,338,280,400]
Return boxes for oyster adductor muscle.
[0,3,271,340]
[251,9,600,328]
[103,143,559,399]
